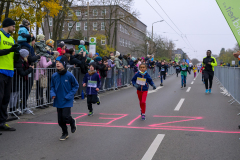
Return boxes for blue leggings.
[181,75,186,86]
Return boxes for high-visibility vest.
[0,31,14,71]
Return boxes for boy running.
[180,61,189,88]
[159,62,168,86]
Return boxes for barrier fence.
[8,66,175,119]
[215,66,240,105]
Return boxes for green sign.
[89,37,96,45]
[216,0,240,45]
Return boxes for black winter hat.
[2,18,15,28]
[89,62,96,70]
[56,55,68,68]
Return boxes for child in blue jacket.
[83,62,101,116]
[132,63,156,120]
[17,20,33,49]
[50,55,79,141]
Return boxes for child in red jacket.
[57,43,66,56]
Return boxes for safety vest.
[0,31,14,71]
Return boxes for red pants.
[137,90,148,114]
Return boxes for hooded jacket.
[50,71,79,108]
[17,25,31,42]
[202,56,217,72]
[132,71,154,91]
[83,71,101,95]
[115,57,123,69]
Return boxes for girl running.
[132,63,156,120]
[193,65,197,78]
[180,61,189,88]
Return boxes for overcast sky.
[133,0,237,60]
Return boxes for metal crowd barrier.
[8,66,175,118]
[215,66,240,105]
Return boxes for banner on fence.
[216,0,240,45]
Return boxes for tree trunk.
[4,0,10,19]
[0,1,5,22]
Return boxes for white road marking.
[191,81,194,84]
[174,98,185,111]
[148,86,163,94]
[141,134,165,160]
[186,87,191,92]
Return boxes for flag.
[216,0,240,45]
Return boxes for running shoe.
[59,133,69,141]
[97,95,100,105]
[71,118,77,133]
[209,89,212,93]
[205,89,209,94]
[88,112,94,116]
[160,83,163,86]
[0,124,16,131]
[181,86,183,88]
[184,84,186,87]
[141,115,146,121]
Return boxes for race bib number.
[176,67,179,69]
[182,67,186,71]
[136,77,146,86]
[88,80,97,88]
[161,68,165,71]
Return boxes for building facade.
[44,5,147,56]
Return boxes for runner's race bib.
[136,77,146,86]
[161,68,165,72]
[88,80,97,88]
[176,67,179,69]
[182,67,186,71]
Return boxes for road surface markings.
[174,98,185,111]
[186,87,191,92]
[191,81,194,84]
[148,86,163,94]
[141,134,165,160]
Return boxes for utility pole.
[87,1,89,41]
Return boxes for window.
[125,28,128,34]
[49,32,52,39]
[102,9,106,15]
[128,41,131,48]
[76,11,81,16]
[68,11,73,16]
[122,39,124,47]
[85,11,88,16]
[84,22,88,30]
[119,12,125,18]
[120,24,124,32]
[93,9,98,16]
[101,22,105,30]
[76,22,81,31]
[68,22,73,31]
[93,22,97,31]
[125,40,128,47]
[119,38,123,46]
[101,37,106,45]
[49,18,52,26]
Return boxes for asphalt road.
[1,71,240,160]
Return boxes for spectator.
[57,43,66,56]
[22,36,40,65]
[96,57,109,90]
[17,19,33,50]
[0,18,19,132]
[46,39,55,52]
[35,34,53,109]
[115,52,123,88]
[78,40,89,55]
[106,56,115,90]
[122,55,129,85]
[11,49,34,114]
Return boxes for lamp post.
[146,41,149,55]
[152,20,164,40]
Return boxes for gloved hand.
[10,44,21,53]
[133,84,140,89]
[153,84,157,90]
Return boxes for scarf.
[88,70,96,76]
[57,69,67,75]
[139,71,147,75]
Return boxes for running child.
[175,63,181,77]
[50,55,79,141]
[159,62,168,86]
[200,66,204,83]
[83,63,101,116]
[193,65,197,78]
[180,61,189,88]
[132,63,156,120]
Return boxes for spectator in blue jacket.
[17,20,33,50]
[50,55,79,141]
[83,63,101,116]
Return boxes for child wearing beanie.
[50,55,79,141]
[78,40,89,55]
[46,39,55,52]
[82,62,101,116]
[17,19,33,49]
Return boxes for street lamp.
[152,20,164,40]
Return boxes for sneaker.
[209,89,212,93]
[88,112,94,116]
[0,132,2,135]
[0,124,16,131]
[59,133,69,141]
[205,89,209,94]
[71,118,77,133]
[181,86,183,88]
[160,83,163,86]
[97,95,100,105]
[184,84,186,87]
[141,115,146,121]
